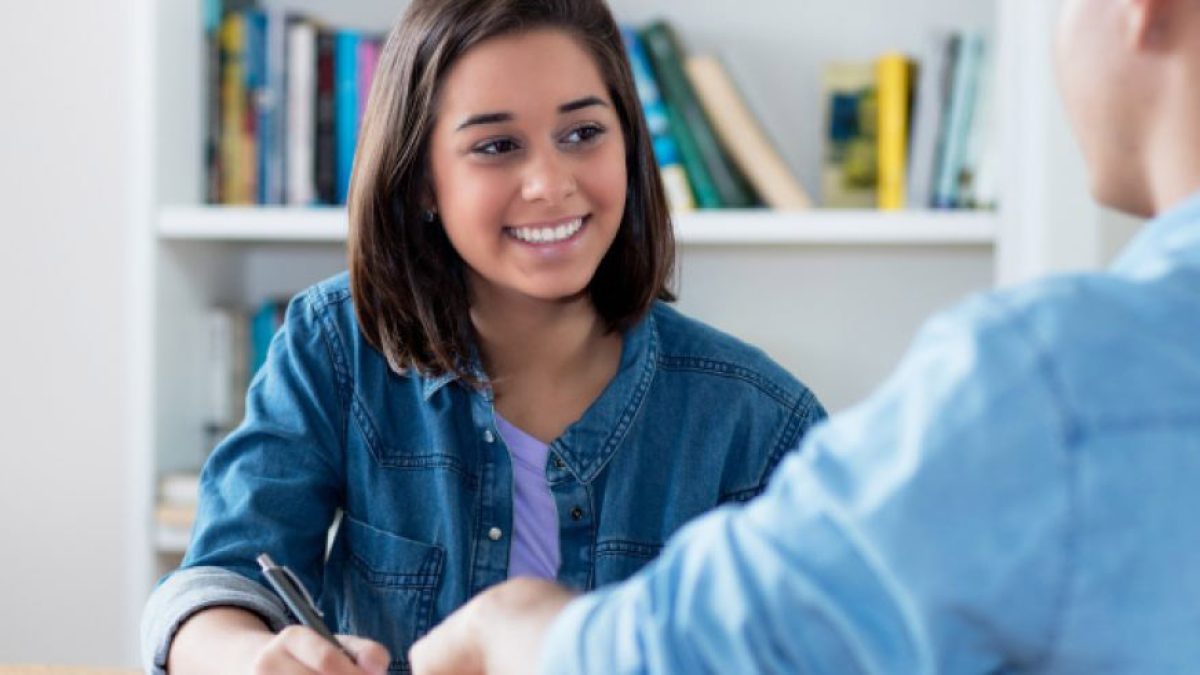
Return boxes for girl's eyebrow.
[558,95,608,114]
[455,96,610,132]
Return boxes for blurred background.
[0,0,1144,668]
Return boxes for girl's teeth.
[511,218,583,244]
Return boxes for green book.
[640,21,758,209]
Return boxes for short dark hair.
[348,0,675,381]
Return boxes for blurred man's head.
[1056,0,1200,217]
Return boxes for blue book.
[621,27,670,138]
[263,7,287,205]
[335,31,362,205]
[620,25,696,211]
[203,0,221,33]
[932,32,984,209]
[250,300,281,377]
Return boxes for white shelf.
[674,210,996,246]
[158,206,998,246]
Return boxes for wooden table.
[0,662,138,667]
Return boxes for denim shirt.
[542,193,1200,674]
[140,272,826,674]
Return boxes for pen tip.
[256,553,274,570]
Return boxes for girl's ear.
[418,171,439,213]
[416,177,440,223]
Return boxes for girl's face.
[427,28,628,306]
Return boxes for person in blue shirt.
[140,1,826,673]
[408,0,1200,672]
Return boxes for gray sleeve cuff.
[140,566,292,674]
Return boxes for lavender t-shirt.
[494,413,561,579]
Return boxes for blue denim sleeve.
[140,288,349,672]
[540,296,1075,674]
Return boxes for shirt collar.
[1111,189,1200,276]
[551,308,658,485]
[417,308,660,430]
[420,344,488,401]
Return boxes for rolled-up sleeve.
[140,288,349,673]
[541,295,1076,674]
[140,566,291,674]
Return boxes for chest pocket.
[593,539,663,587]
[334,514,444,673]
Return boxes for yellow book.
[876,53,914,211]
[219,13,254,205]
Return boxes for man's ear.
[1124,0,1172,50]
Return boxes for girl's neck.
[469,285,615,388]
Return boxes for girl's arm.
[169,606,389,675]
[141,288,359,673]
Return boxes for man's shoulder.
[923,269,1197,427]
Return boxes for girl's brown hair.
[348,0,675,380]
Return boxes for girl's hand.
[250,626,391,675]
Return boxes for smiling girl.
[142,1,825,673]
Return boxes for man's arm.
[414,296,1077,674]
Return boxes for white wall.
[0,0,139,667]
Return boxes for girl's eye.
[562,124,606,145]
[472,138,520,156]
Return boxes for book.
[285,18,317,205]
[244,9,268,204]
[932,32,985,209]
[876,53,915,211]
[262,6,288,205]
[251,299,286,377]
[640,21,758,209]
[159,472,201,506]
[335,30,362,205]
[959,39,997,209]
[315,28,338,205]
[653,138,696,215]
[821,62,878,208]
[219,11,254,204]
[205,307,249,437]
[203,0,222,203]
[358,38,382,123]
[155,503,198,529]
[907,32,958,209]
[620,26,695,212]
[685,55,812,210]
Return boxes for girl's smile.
[504,214,588,245]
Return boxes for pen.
[257,553,357,664]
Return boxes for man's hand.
[409,577,577,675]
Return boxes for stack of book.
[198,299,286,457]
[821,31,997,211]
[205,1,382,206]
[202,7,815,212]
[623,21,813,212]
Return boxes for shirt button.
[570,506,584,521]
[483,429,496,444]
[553,455,565,469]
[488,526,503,541]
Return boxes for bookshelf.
[133,0,1078,588]
[160,206,999,245]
